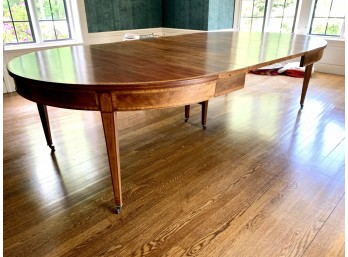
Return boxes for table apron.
[14,73,247,111]
[301,49,325,67]
[15,79,99,111]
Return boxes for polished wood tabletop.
[7,31,327,213]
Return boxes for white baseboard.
[161,27,204,37]
[315,63,345,76]
[85,28,164,45]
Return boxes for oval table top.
[7,31,327,91]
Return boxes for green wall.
[163,0,234,30]
[208,0,234,30]
[85,0,162,32]
[84,0,234,33]
[162,0,210,30]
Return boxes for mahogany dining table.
[7,31,327,213]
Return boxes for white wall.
[314,38,345,75]
[3,0,345,93]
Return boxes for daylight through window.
[310,0,345,36]
[239,0,299,33]
[3,0,71,45]
[3,0,35,43]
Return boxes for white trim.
[76,0,89,44]
[295,0,315,34]
[161,28,204,37]
[233,0,242,30]
[315,64,345,76]
[86,28,164,45]
[4,39,83,52]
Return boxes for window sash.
[3,0,36,44]
[3,0,72,45]
[239,0,300,33]
[309,0,345,36]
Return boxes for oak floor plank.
[4,73,344,257]
[337,245,345,257]
[302,195,345,257]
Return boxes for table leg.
[184,105,190,122]
[200,100,209,129]
[185,102,208,129]
[37,103,55,151]
[98,93,123,214]
[300,64,314,109]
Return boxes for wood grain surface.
[4,72,344,257]
[8,32,326,86]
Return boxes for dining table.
[7,31,327,213]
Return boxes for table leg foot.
[115,206,122,214]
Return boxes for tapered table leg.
[37,103,55,151]
[300,64,314,109]
[98,93,123,214]
[200,100,209,129]
[185,105,190,122]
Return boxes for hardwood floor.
[3,72,344,257]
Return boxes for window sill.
[310,35,345,42]
[3,39,84,52]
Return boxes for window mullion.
[291,0,300,33]
[324,0,334,34]
[27,0,43,43]
[280,0,287,31]
[6,0,20,43]
[47,0,58,40]
[64,0,73,39]
[250,0,256,32]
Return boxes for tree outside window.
[3,0,71,45]
[268,0,298,33]
[239,0,299,33]
[240,0,267,32]
[3,0,35,44]
[310,0,345,36]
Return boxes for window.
[310,0,345,36]
[240,0,267,32]
[268,0,299,33]
[239,0,299,33]
[3,0,35,43]
[3,0,71,45]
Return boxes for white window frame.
[4,0,83,51]
[234,0,301,33]
[308,0,345,38]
